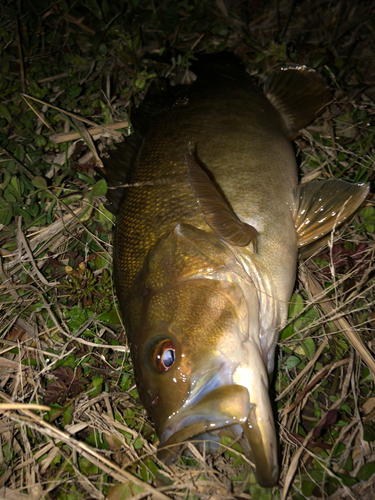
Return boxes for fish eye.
[154,340,176,372]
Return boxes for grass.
[0,0,374,499]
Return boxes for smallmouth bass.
[101,56,369,487]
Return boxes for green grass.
[0,0,374,499]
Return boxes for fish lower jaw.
[157,415,278,488]
[156,383,279,488]
[157,384,252,464]
[157,418,245,464]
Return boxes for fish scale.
[100,56,369,487]
[116,73,297,317]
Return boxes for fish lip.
[157,404,279,489]
[158,418,242,464]
[157,375,279,488]
[157,384,251,464]
[243,405,279,487]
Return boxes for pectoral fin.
[292,179,369,248]
[185,151,258,247]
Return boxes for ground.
[0,1,374,499]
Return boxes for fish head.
[133,224,278,487]
[139,276,250,423]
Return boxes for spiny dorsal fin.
[130,77,177,135]
[99,132,142,214]
[264,66,330,138]
[185,150,258,248]
[98,78,177,214]
[292,179,369,248]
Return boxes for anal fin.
[292,179,369,249]
[185,150,258,248]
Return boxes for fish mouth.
[157,384,278,488]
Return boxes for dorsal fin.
[98,78,177,214]
[185,150,258,248]
[130,77,178,135]
[98,133,142,214]
[264,66,330,138]
[292,179,369,248]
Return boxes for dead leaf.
[363,397,375,415]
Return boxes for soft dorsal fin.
[292,179,369,248]
[185,150,258,247]
[264,66,330,138]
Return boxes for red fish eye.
[154,340,176,372]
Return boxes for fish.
[99,54,369,487]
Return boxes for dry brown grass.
[0,0,374,498]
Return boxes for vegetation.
[0,0,374,498]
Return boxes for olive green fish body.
[115,71,297,331]
[102,59,368,487]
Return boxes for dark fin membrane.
[131,77,178,135]
[98,78,177,215]
[297,233,332,260]
[185,150,258,248]
[149,50,243,79]
[292,179,369,249]
[264,66,330,137]
[189,51,243,77]
[98,133,142,214]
